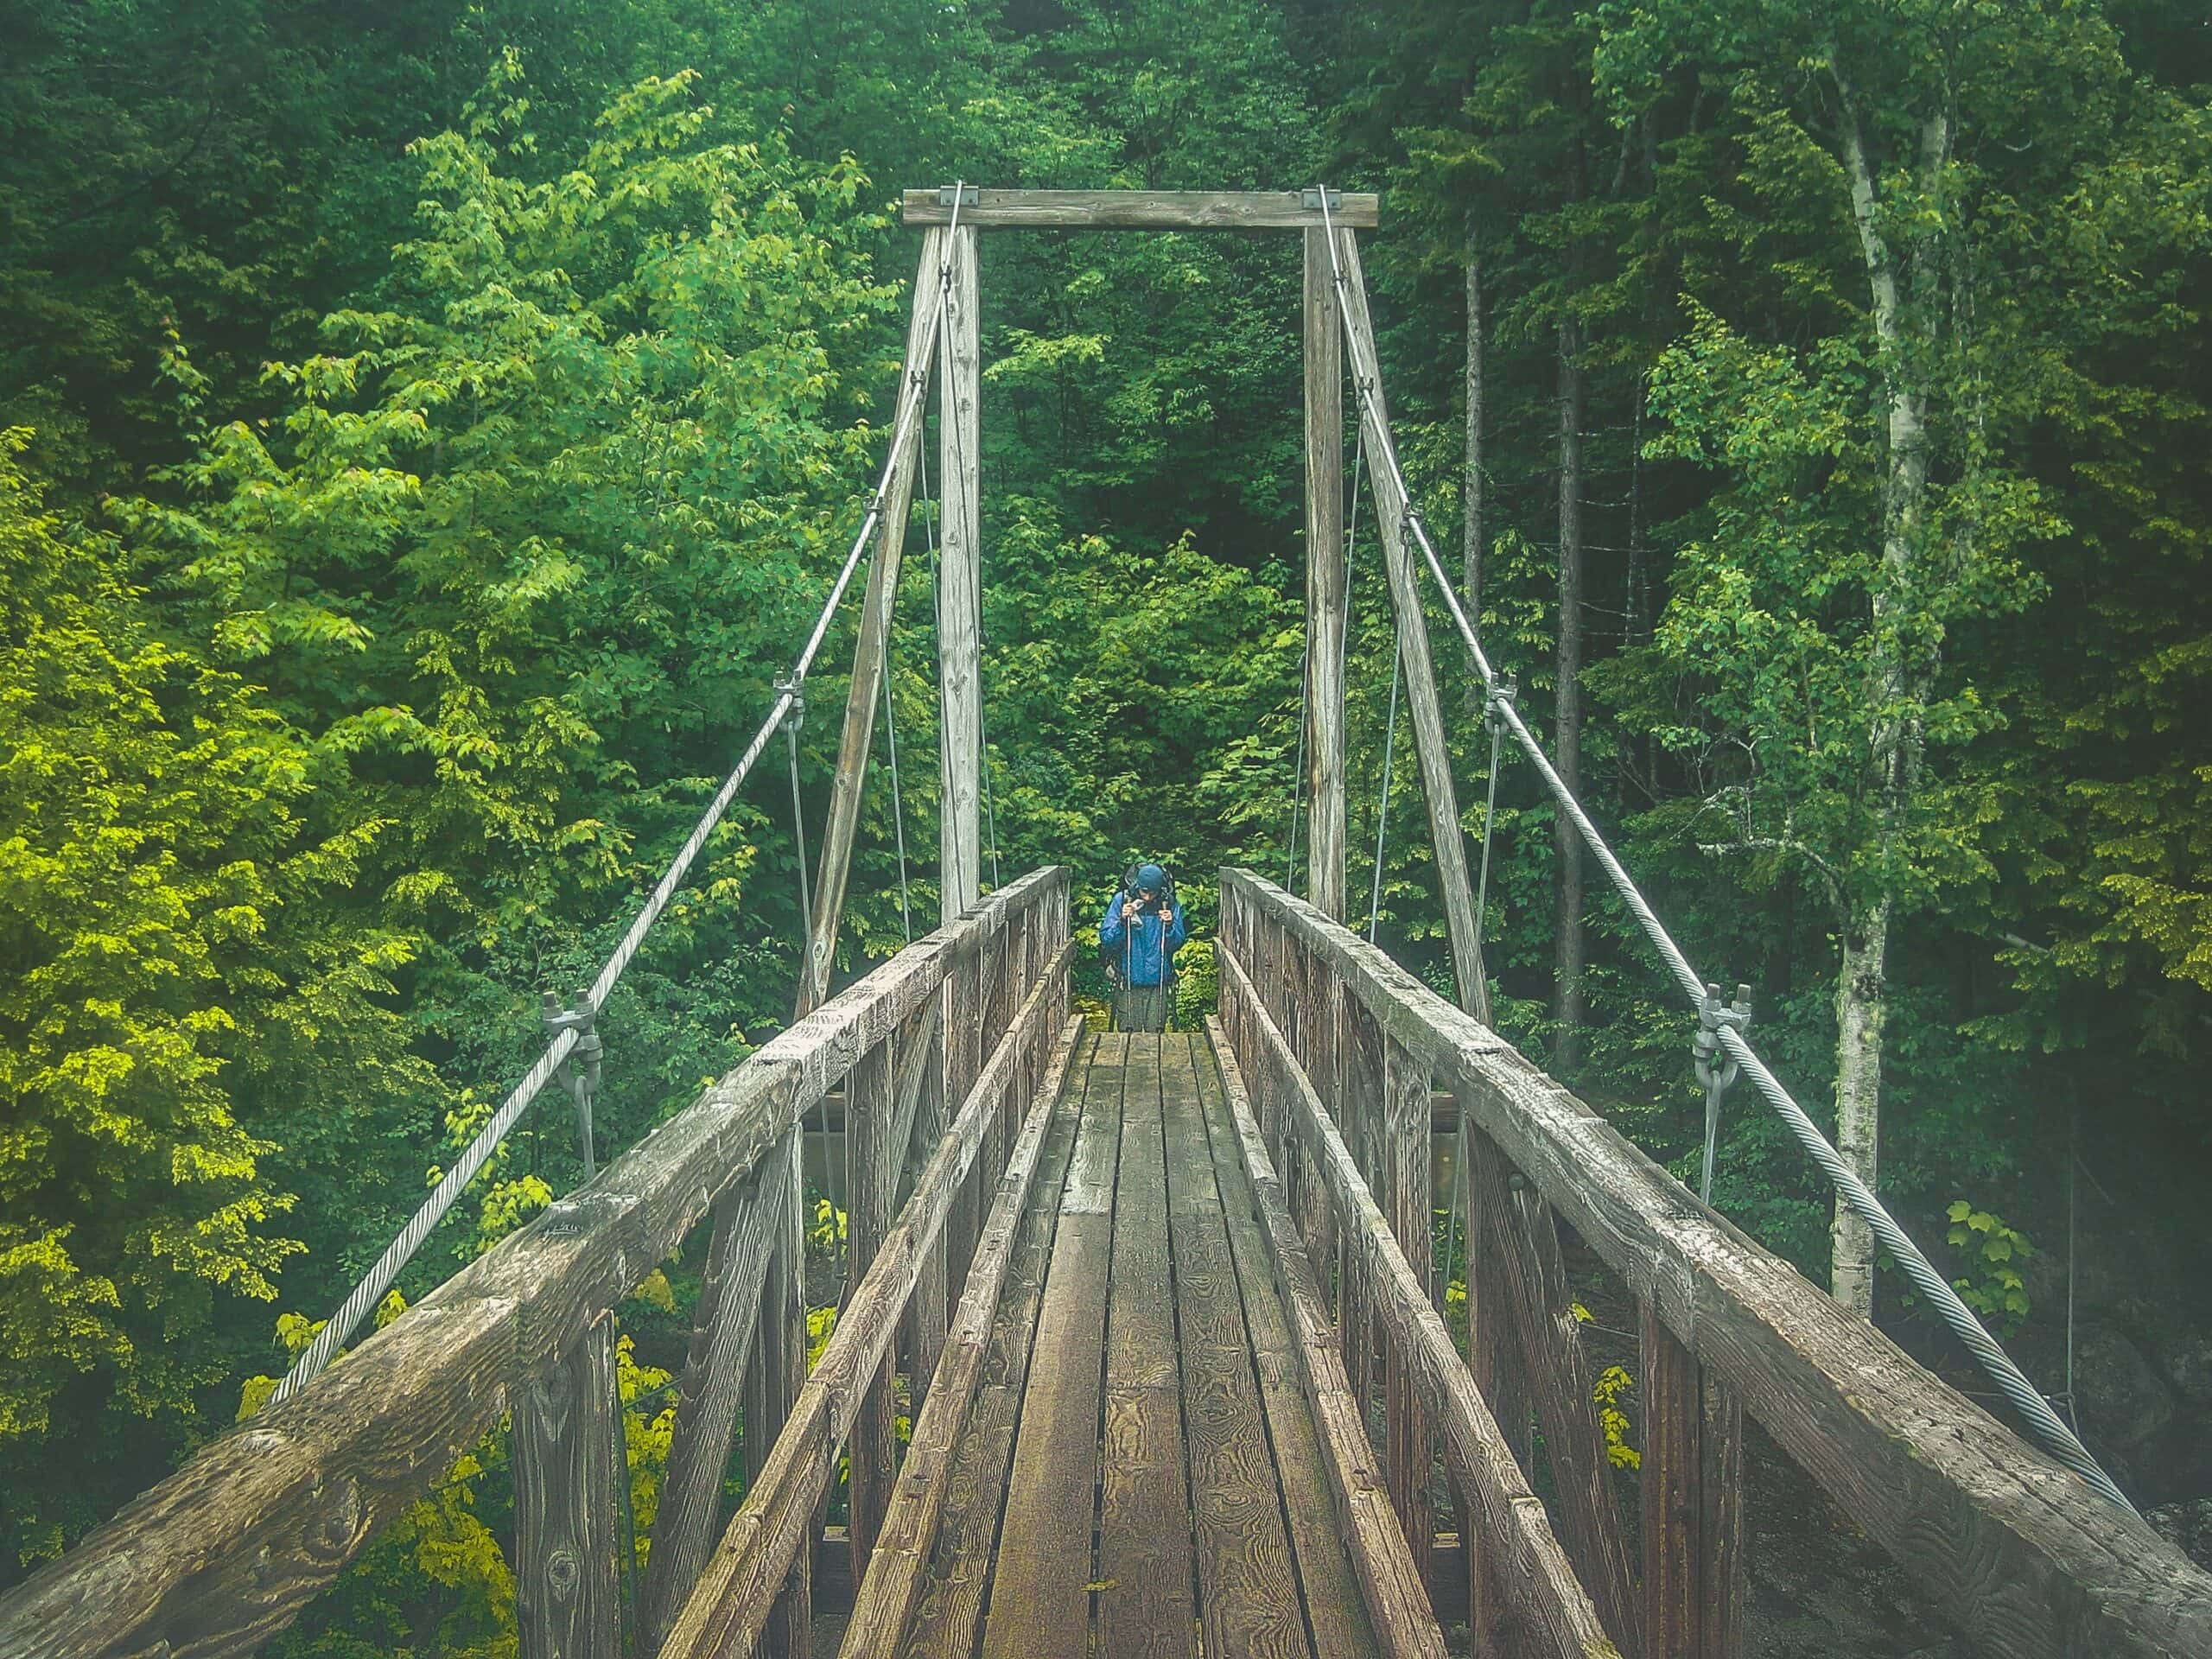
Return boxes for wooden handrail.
[0,865,1071,1659]
[1218,867,2212,1659]
[1215,950,1623,1658]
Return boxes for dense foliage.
[2,0,2206,1623]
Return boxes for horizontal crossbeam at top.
[900,188,1380,230]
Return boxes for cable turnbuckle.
[1694,982,1752,1094]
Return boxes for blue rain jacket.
[1099,891,1187,988]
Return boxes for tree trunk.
[1464,213,1484,614]
[1826,72,1949,1319]
[1552,315,1586,1072]
[1829,897,1891,1318]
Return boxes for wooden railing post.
[1466,1122,1641,1656]
[749,1127,812,1658]
[944,936,985,1309]
[1382,1034,1434,1589]
[514,1313,621,1659]
[1459,1101,1531,1656]
[643,1162,781,1649]
[1640,1297,1745,1659]
[848,1035,898,1586]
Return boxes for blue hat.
[1135,863,1166,893]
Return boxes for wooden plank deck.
[893,1031,1380,1659]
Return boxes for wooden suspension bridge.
[3,191,2208,1659]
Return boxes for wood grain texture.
[900,188,1379,229]
[936,224,982,923]
[1461,1109,1531,1659]
[838,1020,1085,1658]
[1464,1125,1641,1655]
[1096,1035,1197,1659]
[1222,866,2212,1659]
[1325,232,1486,1019]
[1188,1034,1380,1659]
[847,1039,898,1586]
[897,1036,1096,1659]
[1381,1037,1434,1591]
[514,1314,621,1659]
[660,937,1077,1659]
[980,1033,1123,1659]
[1161,1035,1311,1659]
[798,226,947,1014]
[1700,1370,1745,1659]
[1641,1294,1719,1659]
[644,1166,781,1649]
[1304,226,1347,923]
[1218,946,1623,1659]
[748,1128,811,1659]
[0,868,1070,1659]
[1201,1017,1449,1659]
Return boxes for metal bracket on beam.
[1301,188,1344,213]
[938,183,980,207]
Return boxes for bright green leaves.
[1946,1198,2033,1336]
[0,428,425,1560]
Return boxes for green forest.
[3,0,2209,1645]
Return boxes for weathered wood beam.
[1382,1036,1434,1589]
[1222,866,2212,1659]
[1205,1017,1448,1659]
[642,1162,782,1649]
[1217,947,1622,1659]
[1640,1294,1745,1659]
[798,227,947,1014]
[748,1128,811,1657]
[0,867,1069,1659]
[1303,225,1347,919]
[900,188,1379,230]
[937,224,982,922]
[846,1039,898,1588]
[514,1313,621,1659]
[1460,1107,1531,1656]
[658,936,1077,1659]
[838,1018,1085,1656]
[1326,230,1487,1020]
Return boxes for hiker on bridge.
[1101,862,1186,1032]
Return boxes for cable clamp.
[1694,982,1751,1094]
[775,669,806,730]
[1300,187,1343,213]
[1487,671,1518,736]
[937,183,979,207]
[542,989,605,1176]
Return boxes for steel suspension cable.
[270,244,950,1410]
[1311,189,2133,1513]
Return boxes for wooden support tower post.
[1328,229,1488,1019]
[938,220,983,922]
[798,227,948,1014]
[1303,226,1347,921]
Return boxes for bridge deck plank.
[893,1030,1382,1658]
[1162,1034,1316,1659]
[891,1034,1089,1659]
[975,1033,1123,1659]
[1186,1033,1382,1659]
